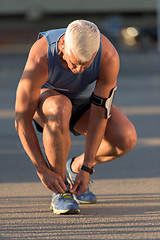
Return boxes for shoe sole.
[50,205,80,215]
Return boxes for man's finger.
[58,178,67,192]
[52,188,59,194]
[74,185,86,196]
[54,179,67,194]
[69,180,79,194]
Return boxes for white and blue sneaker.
[50,189,80,215]
[66,158,97,204]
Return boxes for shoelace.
[83,190,89,194]
[61,191,73,201]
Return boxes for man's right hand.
[37,168,67,194]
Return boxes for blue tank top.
[38,29,102,100]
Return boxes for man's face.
[63,49,96,74]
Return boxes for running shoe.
[50,189,80,215]
[66,158,97,204]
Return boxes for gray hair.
[64,20,100,62]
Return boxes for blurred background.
[0,0,160,182]
[0,2,160,238]
[0,0,159,53]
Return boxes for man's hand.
[38,168,67,194]
[70,170,90,195]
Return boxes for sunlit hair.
[64,20,100,63]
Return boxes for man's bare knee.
[44,96,72,132]
[117,124,137,154]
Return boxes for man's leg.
[33,88,72,180]
[34,88,80,214]
[70,105,137,173]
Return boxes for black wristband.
[81,165,94,175]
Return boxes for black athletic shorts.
[33,98,91,136]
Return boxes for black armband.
[90,86,117,119]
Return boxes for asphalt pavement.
[0,47,160,240]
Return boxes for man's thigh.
[74,105,135,140]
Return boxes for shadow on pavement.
[0,191,160,239]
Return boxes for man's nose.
[76,66,84,74]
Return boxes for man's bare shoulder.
[20,36,48,88]
[97,34,120,90]
[28,36,48,68]
[101,34,119,64]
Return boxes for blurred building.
[0,0,158,51]
[0,0,157,19]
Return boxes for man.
[15,20,137,215]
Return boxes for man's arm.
[84,34,120,166]
[71,34,120,195]
[15,37,66,193]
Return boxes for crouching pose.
[15,20,137,214]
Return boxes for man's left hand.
[69,170,90,195]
